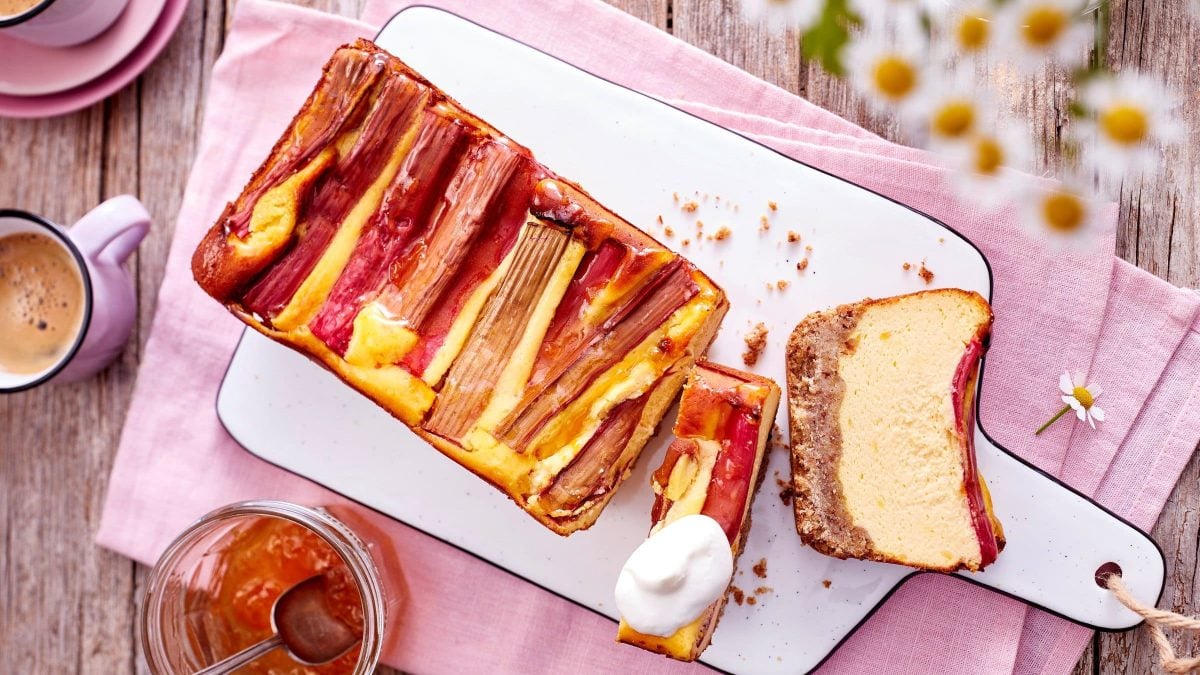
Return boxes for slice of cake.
[786,288,1004,572]
[191,40,727,535]
[617,362,780,661]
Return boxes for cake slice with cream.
[786,288,1004,572]
[616,362,780,661]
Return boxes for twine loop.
[1105,573,1200,673]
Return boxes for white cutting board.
[216,8,1164,673]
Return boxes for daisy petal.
[1063,395,1082,411]
[1087,413,1095,429]
[1074,371,1086,388]
[1088,384,1103,398]
[1076,406,1088,422]
[1090,406,1106,422]
[1060,372,1074,395]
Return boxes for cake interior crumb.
[787,230,801,243]
[742,322,769,366]
[753,558,768,579]
[681,200,698,213]
[822,579,832,589]
[918,261,935,284]
[768,200,778,211]
[731,586,745,605]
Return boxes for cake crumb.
[918,262,935,284]
[768,200,778,211]
[759,215,770,231]
[742,322,769,366]
[746,596,757,606]
[776,477,795,506]
[938,237,945,244]
[776,279,790,291]
[672,191,679,203]
[681,238,691,246]
[796,259,809,272]
[681,200,698,213]
[754,586,773,595]
[696,220,704,231]
[656,214,663,225]
[713,226,731,241]
[753,559,768,579]
[787,231,801,243]
[805,244,813,253]
[663,226,674,237]
[731,586,745,605]
[822,579,832,589]
[902,262,912,271]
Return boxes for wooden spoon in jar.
[195,574,362,674]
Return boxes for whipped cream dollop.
[615,514,734,637]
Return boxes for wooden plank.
[1097,0,1200,672]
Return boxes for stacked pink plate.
[0,0,187,118]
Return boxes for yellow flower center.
[872,56,918,101]
[1041,191,1086,234]
[1022,6,1068,47]
[1073,386,1094,408]
[973,136,1004,175]
[1099,103,1149,146]
[932,100,976,139]
[957,13,990,51]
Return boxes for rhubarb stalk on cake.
[786,288,1004,572]
[617,362,780,661]
[191,40,727,535]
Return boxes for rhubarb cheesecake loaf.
[786,289,1004,572]
[617,362,780,661]
[191,40,727,535]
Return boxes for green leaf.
[801,0,860,76]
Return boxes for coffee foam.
[0,232,85,375]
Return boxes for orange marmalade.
[208,517,365,674]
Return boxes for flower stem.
[1035,405,1072,435]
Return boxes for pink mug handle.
[69,194,150,266]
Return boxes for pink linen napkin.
[96,0,1200,673]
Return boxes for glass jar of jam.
[140,501,387,675]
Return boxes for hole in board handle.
[1095,562,1122,588]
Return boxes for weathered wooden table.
[1,1,1196,672]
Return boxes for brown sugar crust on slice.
[785,303,876,560]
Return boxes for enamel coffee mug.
[0,0,130,47]
[0,195,150,392]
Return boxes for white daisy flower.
[941,2,994,55]
[739,0,823,32]
[844,13,930,114]
[1020,177,1106,244]
[993,0,1093,74]
[1076,72,1183,180]
[1037,371,1105,433]
[941,122,1034,211]
[909,69,994,144]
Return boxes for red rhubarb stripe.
[700,409,761,544]
[227,49,384,239]
[308,111,472,355]
[241,75,428,320]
